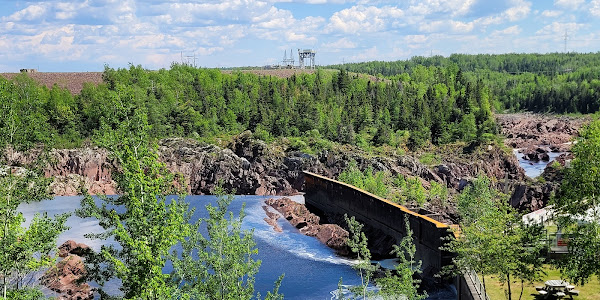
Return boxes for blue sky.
[1,0,600,72]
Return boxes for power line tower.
[298,49,316,69]
[281,49,295,69]
[180,51,197,67]
[564,30,569,53]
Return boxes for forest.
[328,52,600,114]
[0,63,495,151]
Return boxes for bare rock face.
[505,182,556,212]
[433,145,525,191]
[315,224,349,251]
[265,197,349,255]
[497,113,585,149]
[262,206,283,232]
[4,147,116,196]
[3,128,548,215]
[41,241,93,300]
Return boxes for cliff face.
[3,147,116,196]
[3,135,522,199]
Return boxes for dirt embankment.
[0,72,103,94]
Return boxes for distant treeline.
[328,53,600,114]
[0,64,494,150]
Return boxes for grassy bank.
[484,266,600,300]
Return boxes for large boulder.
[58,240,91,258]
[41,255,93,300]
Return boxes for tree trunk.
[519,279,524,300]
[507,273,512,300]
[482,274,487,299]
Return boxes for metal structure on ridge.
[281,49,295,69]
[298,49,316,69]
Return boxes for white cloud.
[541,10,563,17]
[404,35,429,44]
[504,0,532,21]
[349,46,379,61]
[322,37,357,50]
[591,0,600,16]
[1,0,600,71]
[554,0,585,10]
[408,0,477,17]
[4,4,47,22]
[327,5,404,34]
[536,22,586,36]
[492,25,522,36]
[286,32,317,43]
[419,20,474,33]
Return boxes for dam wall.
[303,171,454,276]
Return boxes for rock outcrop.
[3,147,116,196]
[4,120,569,214]
[265,197,349,255]
[41,240,93,300]
[497,113,585,149]
[495,113,587,211]
[520,146,551,162]
[58,240,91,258]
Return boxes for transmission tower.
[281,49,295,69]
[564,30,569,53]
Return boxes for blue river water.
[513,149,564,178]
[19,195,364,299]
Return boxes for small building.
[20,69,37,73]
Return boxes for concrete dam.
[302,171,454,277]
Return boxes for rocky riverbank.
[264,197,349,255]
[3,134,521,215]
[3,113,586,214]
[497,113,586,149]
[493,113,588,211]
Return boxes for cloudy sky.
[1,0,600,72]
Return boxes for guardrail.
[464,269,491,300]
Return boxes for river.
[20,195,457,299]
[513,149,564,178]
[19,195,365,299]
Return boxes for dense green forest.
[329,53,600,114]
[0,63,495,150]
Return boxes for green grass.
[484,266,600,300]
[418,152,440,166]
